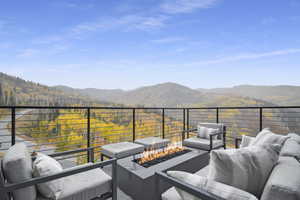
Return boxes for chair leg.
[101,154,104,161]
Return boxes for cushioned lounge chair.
[0,143,117,200]
[183,123,226,151]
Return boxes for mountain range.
[198,85,300,106]
[54,82,272,107]
[1,72,300,107]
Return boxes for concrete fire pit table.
[135,137,170,150]
[117,148,209,200]
[101,142,144,160]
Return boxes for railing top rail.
[0,105,300,110]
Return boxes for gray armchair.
[182,123,226,151]
[0,143,117,200]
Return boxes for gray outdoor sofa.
[0,143,117,200]
[157,133,300,200]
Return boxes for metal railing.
[1,105,300,166]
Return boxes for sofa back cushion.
[289,133,300,143]
[260,156,300,200]
[198,123,224,139]
[0,160,10,200]
[240,135,255,148]
[280,137,300,159]
[208,145,280,198]
[2,143,36,200]
[250,128,289,147]
[197,126,218,140]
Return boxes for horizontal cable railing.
[1,106,300,166]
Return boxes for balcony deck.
[1,105,300,200]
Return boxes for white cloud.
[71,14,168,35]
[33,35,64,44]
[17,49,40,58]
[32,14,168,45]
[188,48,300,66]
[151,37,186,44]
[161,0,219,14]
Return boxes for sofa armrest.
[1,158,117,194]
[155,171,225,200]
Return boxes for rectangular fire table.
[117,148,209,200]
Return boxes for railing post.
[132,108,136,142]
[216,108,219,124]
[162,108,165,139]
[182,109,186,141]
[259,107,263,131]
[87,108,92,162]
[11,107,16,146]
[187,108,190,139]
[183,108,186,131]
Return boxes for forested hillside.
[0,72,104,106]
[198,85,300,106]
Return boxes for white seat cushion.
[260,156,300,200]
[162,187,182,200]
[37,163,112,200]
[135,137,170,149]
[183,137,223,150]
[101,142,144,158]
[162,166,209,200]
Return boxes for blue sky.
[1,0,300,89]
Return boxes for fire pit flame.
[138,143,185,165]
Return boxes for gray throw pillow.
[208,145,280,197]
[197,126,218,140]
[167,171,258,200]
[280,138,300,159]
[2,143,36,200]
[240,135,255,148]
[250,128,289,147]
[288,133,300,143]
[33,153,63,199]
